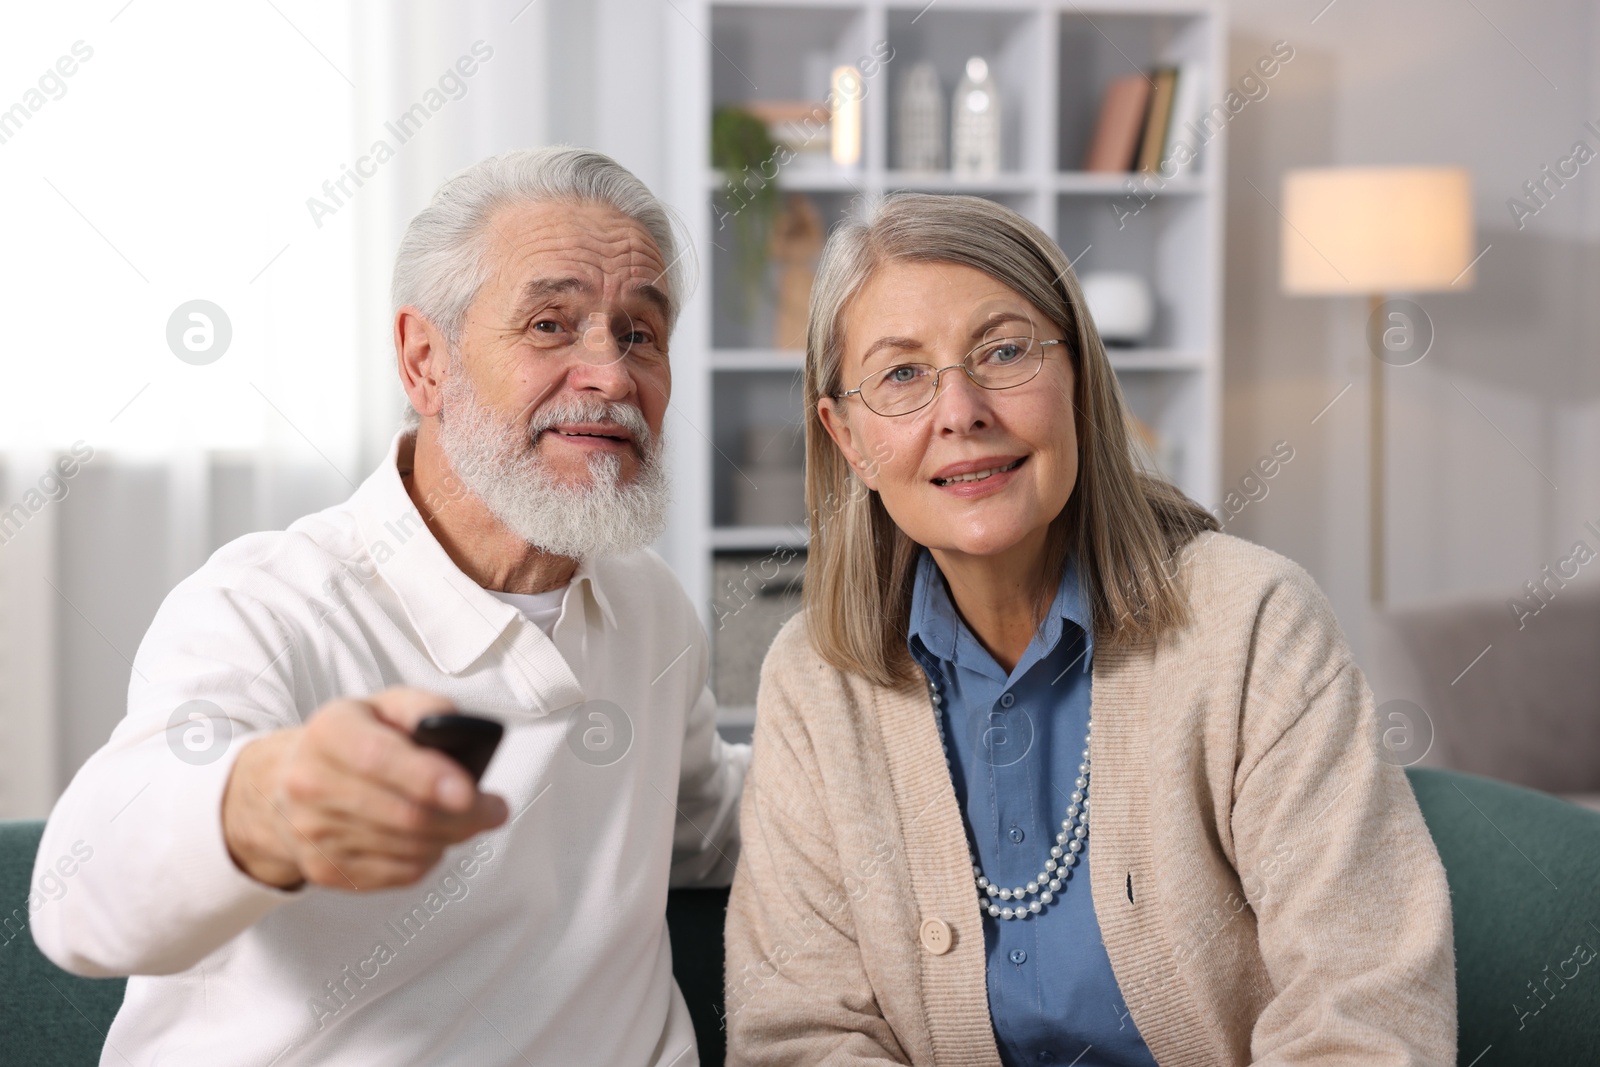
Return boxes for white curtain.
[0,0,552,816]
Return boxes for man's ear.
[816,397,880,492]
[396,307,449,419]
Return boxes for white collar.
[345,429,617,676]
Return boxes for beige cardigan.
[724,531,1456,1065]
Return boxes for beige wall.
[1220,0,1600,676]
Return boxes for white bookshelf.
[663,0,1227,724]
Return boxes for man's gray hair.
[395,146,690,429]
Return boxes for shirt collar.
[570,555,619,631]
[346,430,616,675]
[906,545,1094,676]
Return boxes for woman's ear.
[817,397,881,492]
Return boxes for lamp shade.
[1280,167,1476,294]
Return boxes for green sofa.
[4,767,1596,1065]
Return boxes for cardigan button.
[919,917,953,955]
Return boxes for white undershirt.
[486,585,567,636]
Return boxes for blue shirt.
[907,549,1158,1067]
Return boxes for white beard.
[433,368,671,562]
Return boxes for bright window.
[0,1,359,459]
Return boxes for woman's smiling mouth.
[931,455,1026,487]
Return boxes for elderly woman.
[723,194,1455,1066]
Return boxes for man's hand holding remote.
[220,686,509,891]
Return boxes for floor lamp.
[1280,167,1477,606]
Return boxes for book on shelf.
[1084,65,1206,176]
[1162,62,1206,176]
[1082,73,1150,172]
[1136,67,1179,173]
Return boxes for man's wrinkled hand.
[220,687,508,890]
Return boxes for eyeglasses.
[833,335,1064,417]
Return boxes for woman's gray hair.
[394,145,691,429]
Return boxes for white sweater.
[32,429,748,1066]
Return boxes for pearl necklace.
[927,674,1091,920]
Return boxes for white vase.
[951,56,1001,177]
[896,61,944,171]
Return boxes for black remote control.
[411,713,504,784]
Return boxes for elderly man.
[32,147,747,1066]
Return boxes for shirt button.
[919,918,953,955]
[1008,825,1025,843]
[1000,692,1015,708]
[1008,948,1027,965]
